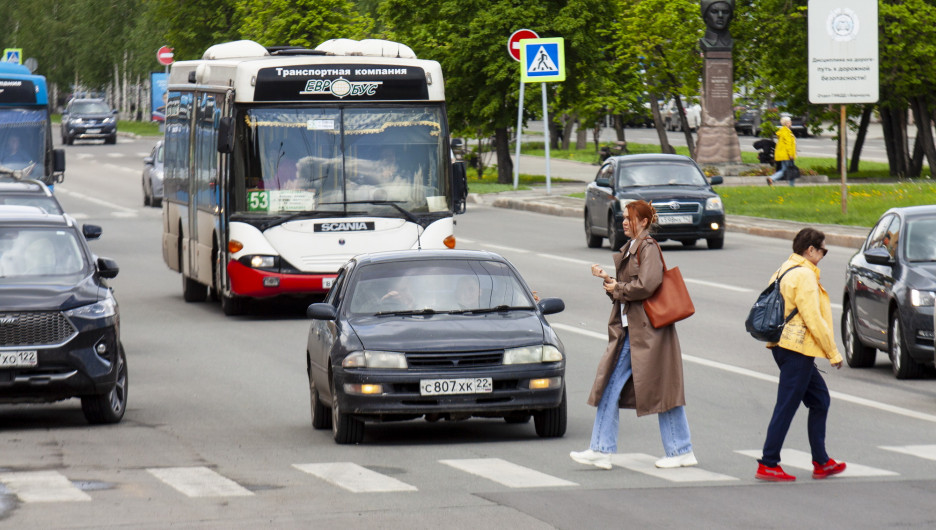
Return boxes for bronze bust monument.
[700,0,734,52]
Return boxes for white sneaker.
[570,449,612,470]
[655,451,698,469]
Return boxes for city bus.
[162,39,466,315]
[0,62,65,187]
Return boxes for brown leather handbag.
[640,239,695,328]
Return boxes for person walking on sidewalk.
[571,200,697,471]
[755,227,846,482]
[766,116,797,187]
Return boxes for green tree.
[238,0,373,48]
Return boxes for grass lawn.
[465,166,575,194]
[716,181,936,227]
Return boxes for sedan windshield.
[905,217,936,262]
[0,227,86,278]
[233,106,450,217]
[617,162,708,187]
[348,260,534,316]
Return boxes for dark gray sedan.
[842,205,936,379]
[584,154,725,250]
[305,249,567,444]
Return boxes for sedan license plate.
[420,377,493,396]
[86,128,101,134]
[0,350,37,368]
[657,214,692,225]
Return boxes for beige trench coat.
[586,231,687,416]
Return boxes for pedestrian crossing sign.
[520,38,565,83]
[3,48,23,64]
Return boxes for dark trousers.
[759,346,831,467]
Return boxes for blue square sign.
[520,38,565,83]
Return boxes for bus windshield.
[0,109,46,176]
[233,105,450,217]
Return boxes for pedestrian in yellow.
[766,116,796,187]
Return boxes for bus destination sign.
[254,64,429,101]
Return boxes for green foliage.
[238,0,373,48]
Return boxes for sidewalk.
[470,182,869,249]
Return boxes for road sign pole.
[513,80,525,190]
[840,105,847,215]
[542,83,551,194]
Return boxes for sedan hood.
[905,262,936,289]
[349,312,546,352]
[0,274,103,311]
[616,186,716,202]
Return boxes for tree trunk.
[592,120,601,155]
[550,108,561,150]
[561,113,574,150]
[575,118,587,150]
[910,134,924,178]
[880,107,899,176]
[495,127,513,184]
[649,96,674,154]
[475,135,486,179]
[910,96,936,177]
[613,114,625,142]
[673,94,695,159]
[849,104,873,173]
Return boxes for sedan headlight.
[342,350,408,369]
[65,297,117,319]
[910,289,936,307]
[705,197,723,211]
[503,345,564,364]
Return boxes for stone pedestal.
[696,50,741,164]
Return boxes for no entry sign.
[157,46,174,66]
[507,29,539,62]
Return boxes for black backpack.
[745,266,801,342]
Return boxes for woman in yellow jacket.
[766,116,796,186]
[756,228,846,482]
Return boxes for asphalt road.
[2,135,935,529]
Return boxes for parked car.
[0,207,127,423]
[735,103,808,138]
[61,98,117,145]
[734,105,762,136]
[142,140,164,207]
[0,178,64,214]
[664,100,701,132]
[842,205,936,379]
[584,154,726,250]
[305,249,567,444]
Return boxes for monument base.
[695,124,741,164]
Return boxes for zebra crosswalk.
[2,445,934,505]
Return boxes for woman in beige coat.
[570,200,697,470]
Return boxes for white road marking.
[106,152,124,158]
[479,243,529,253]
[440,458,577,488]
[536,252,591,265]
[137,152,151,157]
[104,162,139,174]
[74,153,94,160]
[0,471,91,502]
[880,445,936,462]
[736,449,899,477]
[55,188,137,213]
[458,237,475,244]
[611,454,738,482]
[551,323,936,424]
[147,467,254,497]
[293,462,417,493]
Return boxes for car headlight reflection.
[503,344,563,364]
[910,289,936,307]
[64,297,117,319]
[342,350,408,369]
[705,197,724,211]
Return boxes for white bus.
[161,39,466,315]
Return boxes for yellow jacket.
[766,254,843,365]
[774,125,796,161]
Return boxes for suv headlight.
[342,350,408,369]
[910,289,936,307]
[104,117,116,124]
[705,197,723,211]
[503,345,563,364]
[65,297,117,320]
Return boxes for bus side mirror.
[452,160,467,214]
[218,117,234,154]
[53,149,66,173]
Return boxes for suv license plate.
[86,128,101,134]
[657,215,692,225]
[420,377,493,396]
[1,351,37,368]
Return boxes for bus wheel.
[182,275,208,302]
[221,292,247,316]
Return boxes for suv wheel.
[706,236,724,249]
[81,343,128,424]
[105,134,117,145]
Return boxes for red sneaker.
[755,463,796,482]
[812,459,846,479]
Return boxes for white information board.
[808,0,878,104]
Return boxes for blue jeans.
[759,346,830,468]
[590,331,693,456]
[768,159,795,186]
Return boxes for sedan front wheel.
[533,388,567,438]
[890,314,924,379]
[331,380,364,444]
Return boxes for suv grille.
[651,201,701,214]
[405,350,504,369]
[0,312,77,347]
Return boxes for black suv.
[0,207,127,423]
[61,98,117,145]
[584,154,726,250]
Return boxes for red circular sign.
[157,46,175,66]
[507,29,539,62]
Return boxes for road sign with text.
[808,0,878,104]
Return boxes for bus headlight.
[238,254,279,270]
